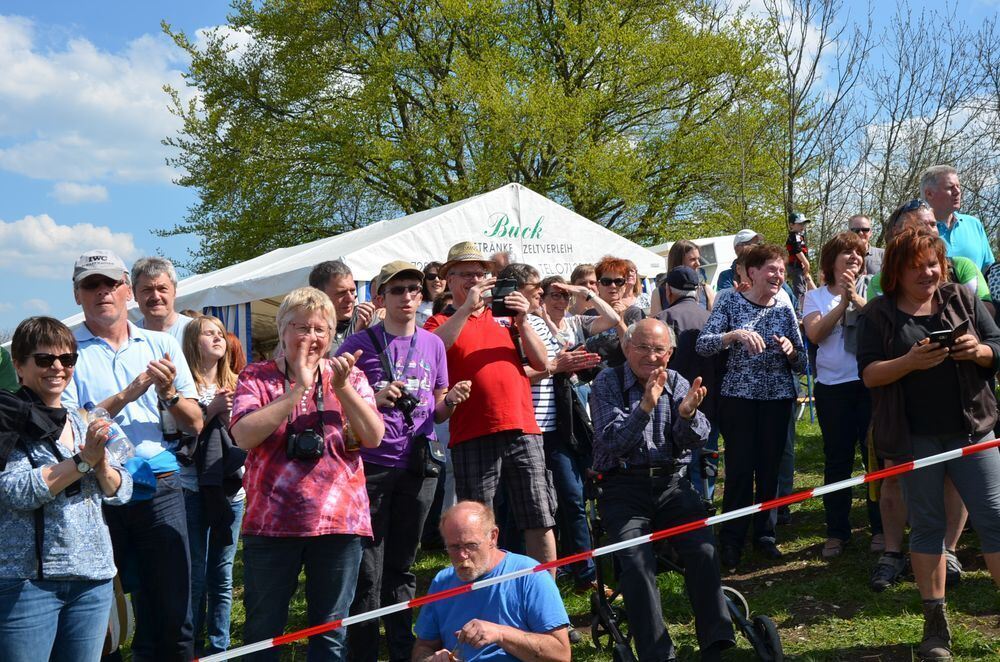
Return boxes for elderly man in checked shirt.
[589,318,734,662]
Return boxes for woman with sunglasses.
[231,287,384,661]
[0,316,132,661]
[417,261,446,327]
[582,257,647,371]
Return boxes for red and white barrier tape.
[196,436,1000,662]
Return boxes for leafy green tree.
[164,0,783,270]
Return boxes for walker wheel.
[722,585,751,621]
[751,615,783,661]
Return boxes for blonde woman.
[231,287,384,661]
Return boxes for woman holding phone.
[858,227,1000,660]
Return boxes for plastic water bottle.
[83,402,136,464]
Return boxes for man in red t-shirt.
[424,241,558,568]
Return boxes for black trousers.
[717,396,794,549]
[814,380,882,541]
[598,472,734,662]
[347,462,437,662]
[104,473,193,662]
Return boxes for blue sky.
[0,0,997,332]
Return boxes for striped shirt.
[526,315,558,432]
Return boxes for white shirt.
[803,287,859,385]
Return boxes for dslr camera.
[394,386,420,427]
[286,428,325,460]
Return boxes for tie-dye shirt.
[231,360,377,538]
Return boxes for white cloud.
[0,302,12,313]
[50,181,109,204]
[0,214,140,280]
[0,15,197,184]
[22,298,50,313]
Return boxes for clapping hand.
[331,349,363,388]
[678,376,706,419]
[772,334,796,357]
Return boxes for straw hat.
[439,241,496,278]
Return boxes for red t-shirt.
[424,309,541,445]
[230,360,377,538]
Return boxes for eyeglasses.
[290,324,329,338]
[385,284,421,296]
[32,352,79,368]
[424,273,442,281]
[630,344,671,356]
[599,277,626,287]
[446,542,482,555]
[546,291,570,300]
[452,271,486,280]
[849,227,872,234]
[900,199,929,213]
[78,277,126,291]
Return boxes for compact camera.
[490,278,518,317]
[394,387,420,427]
[286,429,325,460]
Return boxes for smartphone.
[926,320,970,347]
[490,278,518,317]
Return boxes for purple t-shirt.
[339,325,449,468]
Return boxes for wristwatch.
[585,291,594,301]
[159,392,181,408]
[72,452,93,474]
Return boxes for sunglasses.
[546,291,570,300]
[79,277,126,291]
[424,273,442,281]
[599,277,626,287]
[900,198,929,213]
[384,284,422,296]
[849,227,872,234]
[32,352,79,368]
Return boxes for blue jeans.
[543,430,595,584]
[243,534,363,662]
[0,577,112,662]
[184,489,245,654]
[104,472,192,660]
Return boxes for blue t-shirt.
[415,552,569,661]
[63,321,198,474]
[339,325,449,468]
[938,212,995,273]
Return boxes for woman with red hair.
[858,227,1000,660]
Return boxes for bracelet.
[444,396,457,407]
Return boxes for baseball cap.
[72,250,128,284]
[733,229,763,247]
[665,266,699,292]
[374,260,424,294]
[789,212,810,224]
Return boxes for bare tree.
[762,0,873,220]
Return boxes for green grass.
[128,417,1000,660]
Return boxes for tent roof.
[59,183,665,329]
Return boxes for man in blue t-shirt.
[924,164,996,273]
[413,501,571,662]
[62,249,203,660]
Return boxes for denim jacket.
[0,409,132,580]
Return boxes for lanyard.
[282,366,325,432]
[366,324,419,384]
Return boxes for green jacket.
[0,346,18,392]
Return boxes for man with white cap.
[424,241,559,569]
[62,249,203,660]
[716,229,763,291]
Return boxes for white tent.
[647,235,738,288]
[62,183,665,356]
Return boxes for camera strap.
[365,325,418,385]
[282,367,324,434]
